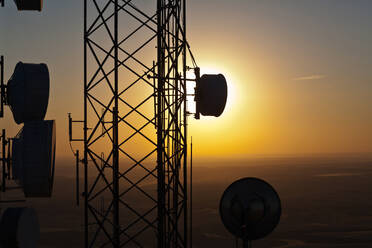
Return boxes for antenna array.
[0,2,56,247]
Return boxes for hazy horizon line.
[55,151,372,164]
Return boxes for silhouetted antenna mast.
[76,150,80,206]
[0,56,4,118]
[190,136,193,246]
[1,129,7,192]
[68,0,229,247]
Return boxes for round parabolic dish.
[13,0,43,11]
[18,120,56,197]
[0,207,40,248]
[7,62,49,124]
[219,177,281,240]
[197,74,227,117]
[17,208,40,248]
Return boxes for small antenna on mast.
[6,137,11,180]
[0,56,5,118]
[1,129,7,192]
[67,113,83,207]
[76,150,80,206]
[190,136,193,247]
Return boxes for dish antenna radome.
[197,74,227,117]
[0,60,55,197]
[0,207,40,248]
[219,177,281,244]
[12,120,56,197]
[7,62,49,124]
[11,136,22,181]
[13,0,43,11]
[194,68,228,119]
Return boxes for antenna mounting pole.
[75,150,80,206]
[0,56,5,118]
[1,129,6,192]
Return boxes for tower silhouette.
[69,1,199,247]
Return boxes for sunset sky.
[1,0,371,162]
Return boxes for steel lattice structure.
[81,0,195,247]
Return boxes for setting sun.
[1,1,372,248]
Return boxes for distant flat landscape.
[1,156,371,248]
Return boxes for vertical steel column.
[112,0,120,246]
[6,138,10,180]
[190,137,193,247]
[81,1,192,246]
[243,239,252,248]
[182,1,189,247]
[0,56,4,118]
[161,1,189,246]
[157,1,165,247]
[76,150,80,206]
[1,129,5,192]
[113,105,120,247]
[173,2,180,246]
[83,0,88,247]
[75,150,80,206]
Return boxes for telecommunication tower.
[69,0,227,247]
[3,1,282,248]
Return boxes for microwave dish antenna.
[13,0,43,11]
[194,68,228,119]
[196,74,228,118]
[0,207,40,248]
[12,120,56,197]
[219,177,281,247]
[7,62,49,124]
[0,0,43,11]
[0,60,55,198]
